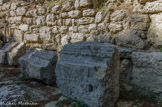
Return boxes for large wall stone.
[55,42,120,107]
[132,52,162,102]
[147,13,162,47]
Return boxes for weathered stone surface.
[62,1,73,12]
[98,22,107,31]
[59,26,68,34]
[13,29,24,43]
[24,33,39,42]
[16,7,27,16]
[70,33,85,43]
[19,24,29,32]
[40,33,52,41]
[120,59,133,91]
[130,14,150,30]
[39,26,52,41]
[14,16,22,24]
[134,1,162,13]
[132,52,162,102]
[0,42,18,64]
[95,12,104,23]
[11,2,19,10]
[78,17,94,25]
[0,85,29,102]
[111,10,127,22]
[118,47,133,59]
[8,42,26,66]
[78,25,89,33]
[69,26,78,33]
[88,24,97,31]
[109,22,123,33]
[83,9,96,17]
[46,14,56,26]
[9,11,16,17]
[63,19,72,26]
[23,18,33,25]
[61,12,68,18]
[61,35,70,46]
[52,5,61,14]
[75,0,92,8]
[115,30,145,49]
[147,13,162,47]
[26,9,37,17]
[18,48,57,85]
[52,26,59,34]
[36,16,46,26]
[80,0,92,8]
[55,42,120,107]
[68,10,81,18]
[37,7,46,15]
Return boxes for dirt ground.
[0,65,161,107]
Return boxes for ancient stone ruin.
[0,0,161,107]
[55,42,120,107]
[18,48,57,85]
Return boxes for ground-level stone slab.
[18,48,57,85]
[55,42,120,107]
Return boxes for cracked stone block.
[18,48,57,85]
[55,42,120,107]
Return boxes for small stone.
[19,24,29,32]
[13,29,24,43]
[70,33,85,43]
[109,22,123,33]
[111,10,127,22]
[83,9,96,17]
[68,10,81,18]
[78,17,94,25]
[37,7,46,15]
[16,7,27,16]
[95,12,104,23]
[24,33,39,42]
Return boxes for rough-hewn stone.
[16,7,27,16]
[134,1,162,13]
[78,17,94,25]
[55,42,120,107]
[18,48,57,85]
[132,52,162,102]
[0,42,18,64]
[13,29,24,43]
[147,13,162,47]
[115,30,145,49]
[8,42,26,66]
[24,33,39,42]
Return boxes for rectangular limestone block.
[132,52,162,102]
[55,42,120,107]
[18,48,57,85]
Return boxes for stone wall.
[1,0,162,52]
